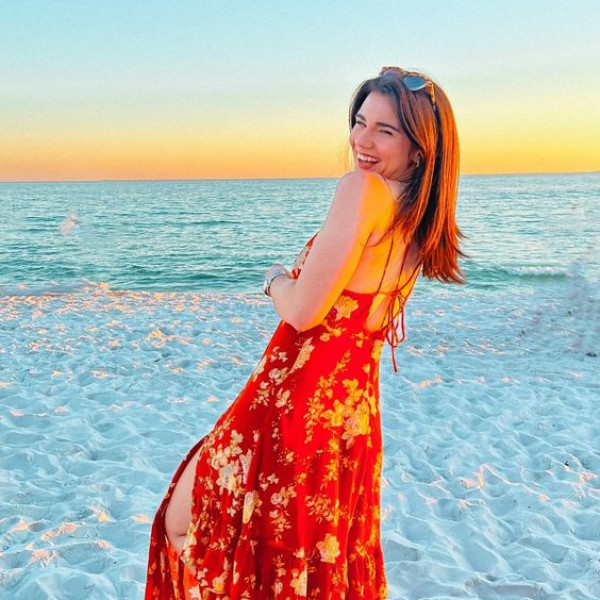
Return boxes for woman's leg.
[164,445,204,554]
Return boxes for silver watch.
[263,266,289,296]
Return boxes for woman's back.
[341,178,421,333]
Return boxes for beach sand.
[0,276,598,599]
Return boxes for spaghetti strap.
[376,235,421,373]
[374,233,395,296]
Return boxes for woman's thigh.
[164,445,203,552]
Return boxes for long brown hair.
[349,68,467,284]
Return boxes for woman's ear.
[412,150,423,168]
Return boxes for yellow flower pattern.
[289,336,315,372]
[317,532,341,564]
[333,294,359,320]
[145,230,414,599]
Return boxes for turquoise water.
[0,173,598,294]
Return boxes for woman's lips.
[356,152,379,169]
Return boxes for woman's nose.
[355,127,373,147]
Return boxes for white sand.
[0,273,598,599]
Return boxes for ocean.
[1,173,598,296]
[1,173,599,598]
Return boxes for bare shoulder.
[335,171,396,215]
[337,170,393,197]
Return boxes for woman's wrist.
[263,264,291,297]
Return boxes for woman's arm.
[269,171,391,331]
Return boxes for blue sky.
[2,0,599,179]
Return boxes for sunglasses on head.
[380,66,437,114]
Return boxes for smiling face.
[349,91,418,181]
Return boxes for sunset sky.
[2,0,599,181]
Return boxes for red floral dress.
[145,229,420,600]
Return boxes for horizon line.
[1,170,599,185]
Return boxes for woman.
[145,66,465,599]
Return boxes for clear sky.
[2,0,599,181]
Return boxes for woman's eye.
[380,129,393,136]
